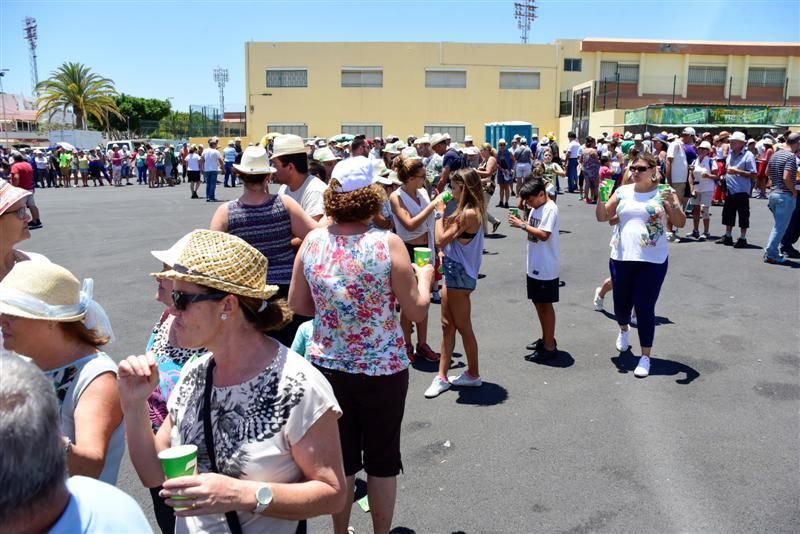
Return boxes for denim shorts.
[443,256,477,291]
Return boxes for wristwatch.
[520,222,528,231]
[434,211,443,220]
[253,484,273,514]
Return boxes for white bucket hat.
[234,146,275,174]
[270,134,307,159]
[430,133,447,147]
[729,131,747,143]
[401,147,422,160]
[313,147,341,163]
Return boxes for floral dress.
[301,227,408,376]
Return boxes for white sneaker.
[634,356,651,378]
[615,329,630,352]
[666,232,676,242]
[449,372,482,387]
[630,313,637,327]
[424,376,451,398]
[593,288,604,311]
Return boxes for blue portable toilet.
[484,121,535,147]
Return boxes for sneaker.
[27,220,43,230]
[525,338,556,351]
[524,347,558,362]
[733,238,747,249]
[716,235,734,246]
[491,220,501,234]
[781,246,800,259]
[416,343,440,362]
[698,233,709,241]
[630,313,638,327]
[763,255,786,264]
[690,229,700,239]
[424,376,451,398]
[593,287,604,311]
[634,356,651,378]
[449,372,482,387]
[615,329,630,352]
[666,232,676,242]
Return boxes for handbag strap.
[203,359,244,534]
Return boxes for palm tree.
[35,62,123,129]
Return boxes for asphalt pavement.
[24,181,800,534]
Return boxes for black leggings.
[609,258,668,348]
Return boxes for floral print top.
[610,184,669,264]
[301,227,408,376]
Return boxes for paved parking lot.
[25,182,799,533]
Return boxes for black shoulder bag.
[203,359,307,534]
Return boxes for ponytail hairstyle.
[446,168,485,228]
[237,295,293,333]
[531,160,545,178]
[392,155,425,184]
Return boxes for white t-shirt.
[667,140,688,184]
[169,345,341,534]
[186,153,201,172]
[201,148,222,172]
[693,155,716,193]
[277,175,327,218]
[567,140,581,159]
[526,200,560,280]
[610,184,668,264]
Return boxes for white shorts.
[697,190,713,218]
[515,163,532,181]
[112,165,122,179]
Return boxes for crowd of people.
[0,124,797,533]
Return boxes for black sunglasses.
[171,290,227,311]
[629,165,652,173]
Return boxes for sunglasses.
[171,290,227,311]
[1,207,28,220]
[629,165,653,173]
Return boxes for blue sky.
[1,0,798,112]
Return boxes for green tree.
[35,62,123,129]
[91,94,172,134]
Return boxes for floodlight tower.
[513,0,537,44]
[213,67,228,121]
[23,17,39,95]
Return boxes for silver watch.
[434,211,443,220]
[520,222,528,231]
[253,484,273,514]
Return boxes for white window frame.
[266,123,308,138]
[748,67,786,88]
[425,69,467,89]
[424,124,465,143]
[499,70,541,90]
[266,68,308,88]
[341,67,383,88]
[687,66,727,86]
[341,124,383,139]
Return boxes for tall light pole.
[213,67,228,135]
[0,69,9,147]
[23,17,39,96]
[514,0,537,44]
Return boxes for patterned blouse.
[301,227,408,376]
[610,184,668,264]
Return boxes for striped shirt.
[767,149,798,193]
[227,195,295,285]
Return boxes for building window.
[424,124,465,143]
[564,58,582,72]
[266,69,307,88]
[559,89,572,117]
[267,124,308,138]
[341,68,383,88]
[599,61,639,83]
[748,67,786,88]
[688,66,727,86]
[425,70,466,89]
[341,124,383,139]
[499,71,540,90]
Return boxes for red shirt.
[10,161,34,191]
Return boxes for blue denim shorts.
[443,256,477,291]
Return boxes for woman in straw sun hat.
[290,156,434,534]
[119,229,346,534]
[210,145,319,346]
[0,261,124,484]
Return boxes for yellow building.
[244,38,800,147]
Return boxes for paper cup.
[509,207,520,218]
[159,445,198,509]
[441,190,453,203]
[599,185,611,203]
[413,247,432,267]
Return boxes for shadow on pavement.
[599,310,674,326]
[611,352,700,384]
[454,381,508,406]
[485,233,507,240]
[523,350,575,368]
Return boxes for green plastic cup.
[599,185,611,203]
[159,445,198,509]
[441,190,453,203]
[413,247,432,267]
[509,207,520,218]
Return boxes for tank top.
[444,221,485,280]
[227,195,294,285]
[543,163,557,185]
[392,188,433,243]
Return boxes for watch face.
[256,485,273,505]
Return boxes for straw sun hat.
[153,230,278,300]
[0,262,87,321]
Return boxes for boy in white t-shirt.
[508,177,561,362]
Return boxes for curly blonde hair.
[324,180,384,223]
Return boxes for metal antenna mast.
[213,67,228,128]
[513,0,537,44]
[23,17,39,95]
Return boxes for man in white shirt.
[565,131,581,193]
[271,134,327,223]
[200,138,222,202]
[665,127,693,241]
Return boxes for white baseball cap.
[464,135,473,142]
[331,156,375,192]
